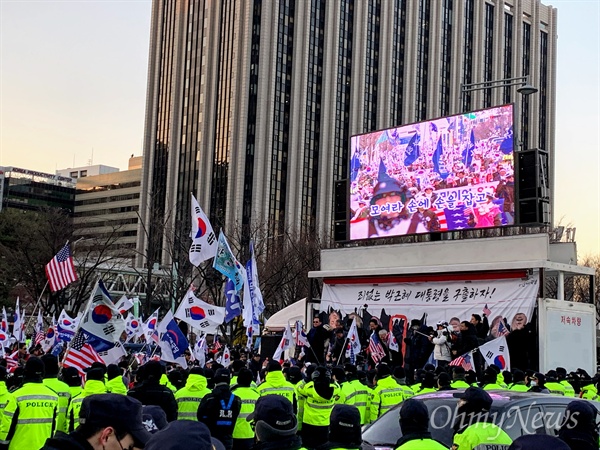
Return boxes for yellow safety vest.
[43,377,71,434]
[175,374,211,420]
[560,380,576,397]
[1,381,59,450]
[231,386,259,439]
[297,381,345,427]
[345,379,371,425]
[106,376,128,395]
[67,379,107,432]
[256,371,296,404]
[369,376,406,423]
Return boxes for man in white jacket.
[430,321,452,368]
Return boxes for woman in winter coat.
[430,321,452,368]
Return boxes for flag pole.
[25,281,49,331]
[336,337,349,365]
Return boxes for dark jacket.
[453,324,479,356]
[475,316,490,342]
[127,379,178,422]
[253,435,304,450]
[404,325,432,366]
[40,432,94,450]
[306,325,330,364]
[197,383,242,450]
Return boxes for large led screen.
[349,105,515,240]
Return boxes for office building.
[70,156,143,261]
[56,164,119,180]
[138,0,557,267]
[0,167,75,213]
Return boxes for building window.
[462,0,474,112]
[503,12,513,104]
[70,171,78,178]
[439,0,453,116]
[539,31,548,150]
[80,170,87,178]
[415,0,431,121]
[483,3,495,107]
[521,22,531,150]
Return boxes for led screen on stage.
[349,104,515,240]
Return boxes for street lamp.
[460,76,538,98]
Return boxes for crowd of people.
[0,312,597,450]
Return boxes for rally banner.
[321,272,539,332]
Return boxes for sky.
[0,0,599,257]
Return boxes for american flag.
[483,304,492,317]
[368,331,386,364]
[497,320,509,336]
[213,337,222,351]
[449,351,473,371]
[34,331,45,346]
[5,350,19,372]
[45,243,78,292]
[63,330,103,375]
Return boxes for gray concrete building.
[138,0,557,267]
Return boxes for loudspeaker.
[260,334,282,359]
[518,149,549,199]
[518,198,550,225]
[334,180,348,221]
[333,179,348,241]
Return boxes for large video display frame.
[349,105,515,240]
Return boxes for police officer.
[452,387,512,450]
[60,367,82,399]
[41,354,72,433]
[0,356,59,449]
[106,364,127,395]
[369,363,407,424]
[331,367,356,407]
[395,398,446,449]
[508,369,529,392]
[174,366,211,420]
[67,367,108,432]
[231,368,259,450]
[0,368,15,433]
[248,395,303,450]
[544,370,566,396]
[297,365,344,449]
[318,404,363,450]
[343,364,370,425]
[450,367,471,389]
[557,400,599,450]
[256,361,296,408]
[555,367,576,397]
[197,368,242,450]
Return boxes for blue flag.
[432,138,449,179]
[224,279,242,323]
[213,231,245,291]
[350,151,361,183]
[158,311,189,360]
[403,132,420,166]
[500,126,514,155]
[462,130,475,167]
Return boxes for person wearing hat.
[577,369,598,400]
[451,387,512,450]
[174,366,211,420]
[41,393,152,450]
[343,364,371,426]
[106,364,128,395]
[450,367,471,389]
[395,398,446,449]
[41,354,72,433]
[544,370,566,396]
[0,367,15,433]
[256,361,296,408]
[555,367,576,397]
[61,367,83,398]
[247,394,302,450]
[67,367,109,432]
[141,405,168,435]
[369,363,406,424]
[430,321,452,368]
[144,420,226,450]
[128,360,178,422]
[527,372,550,394]
[231,368,260,450]
[197,368,242,450]
[0,356,59,449]
[413,371,437,395]
[558,400,599,450]
[481,367,505,391]
[297,365,344,449]
[508,369,529,392]
[331,367,357,408]
[318,404,363,450]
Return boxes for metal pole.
[25,281,49,331]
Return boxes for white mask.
[530,380,537,387]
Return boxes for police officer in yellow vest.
[369,363,408,424]
[544,370,566,396]
[106,364,128,395]
[556,367,576,397]
[67,368,108,432]
[450,367,472,389]
[231,368,259,450]
[41,354,72,433]
[61,367,83,399]
[0,357,59,449]
[174,366,211,420]
[0,368,15,440]
[451,387,513,450]
[395,398,446,449]
[256,361,296,408]
[508,369,529,392]
[318,404,364,450]
[343,364,371,425]
[297,365,345,449]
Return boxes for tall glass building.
[137,0,557,266]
